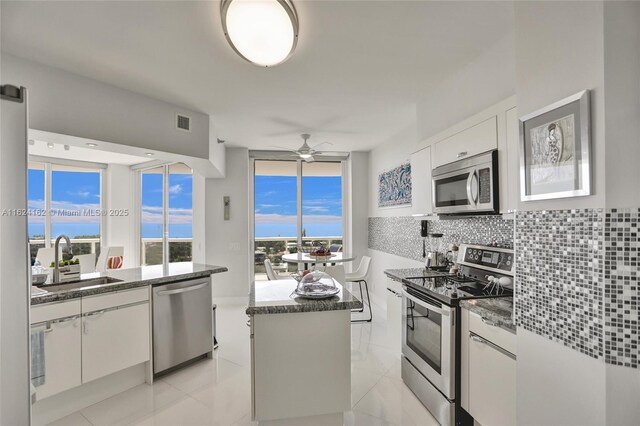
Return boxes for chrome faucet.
[53,234,72,283]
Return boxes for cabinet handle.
[157,282,208,296]
[457,151,468,158]
[85,309,106,317]
[470,333,516,360]
[481,317,498,327]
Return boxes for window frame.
[27,155,106,251]
[136,162,193,267]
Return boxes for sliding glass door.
[253,159,343,281]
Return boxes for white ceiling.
[1,1,513,152]
[28,139,150,166]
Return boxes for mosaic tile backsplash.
[515,209,604,360]
[368,215,514,263]
[371,208,639,369]
[604,208,639,368]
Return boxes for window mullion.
[163,164,169,266]
[44,162,52,248]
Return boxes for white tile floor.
[47,299,438,426]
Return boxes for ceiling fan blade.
[269,145,299,153]
[310,141,333,150]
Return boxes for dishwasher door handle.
[157,282,208,296]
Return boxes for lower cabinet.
[31,315,82,400]
[386,278,403,354]
[461,308,516,426]
[31,288,151,400]
[82,301,150,383]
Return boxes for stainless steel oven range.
[400,244,514,426]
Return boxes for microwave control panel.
[463,247,513,273]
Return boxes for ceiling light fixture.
[145,153,154,157]
[221,0,298,67]
[47,142,54,149]
[86,143,98,147]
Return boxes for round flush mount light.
[221,0,299,67]
[145,152,154,157]
[86,143,98,147]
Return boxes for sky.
[28,168,193,240]
[254,175,342,238]
[28,166,341,241]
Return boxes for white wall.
[347,152,369,274]
[205,148,250,298]
[516,329,606,425]
[603,1,640,208]
[416,33,516,142]
[104,164,137,268]
[191,173,206,264]
[1,53,212,161]
[514,1,605,211]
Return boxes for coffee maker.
[421,221,446,269]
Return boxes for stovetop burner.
[403,274,513,305]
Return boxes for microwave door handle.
[470,170,479,204]
[466,171,475,205]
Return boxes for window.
[253,159,343,280]
[140,163,192,266]
[27,161,103,265]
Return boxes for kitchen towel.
[30,324,46,387]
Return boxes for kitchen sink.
[37,277,124,293]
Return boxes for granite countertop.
[384,268,449,282]
[460,298,515,333]
[31,262,228,306]
[247,279,363,315]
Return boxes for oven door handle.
[402,289,447,316]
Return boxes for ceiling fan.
[272,133,333,162]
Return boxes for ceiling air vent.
[176,114,191,132]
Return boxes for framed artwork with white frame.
[519,90,591,201]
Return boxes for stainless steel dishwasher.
[152,277,213,374]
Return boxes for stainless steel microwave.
[432,149,499,215]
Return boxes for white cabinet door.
[385,278,403,354]
[410,146,432,215]
[82,302,150,383]
[433,116,498,168]
[468,334,516,426]
[32,316,82,399]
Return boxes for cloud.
[67,190,91,198]
[142,205,192,224]
[26,199,192,226]
[168,184,183,195]
[255,213,341,225]
[303,206,330,213]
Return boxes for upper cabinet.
[433,116,498,168]
[410,146,432,216]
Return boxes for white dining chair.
[264,259,287,280]
[345,256,372,323]
[324,265,346,285]
[95,246,124,272]
[72,253,96,274]
[35,247,62,267]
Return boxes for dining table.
[281,252,356,270]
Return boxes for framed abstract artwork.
[378,162,411,208]
[519,90,591,201]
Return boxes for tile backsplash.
[604,208,639,368]
[370,208,639,369]
[368,215,514,262]
[515,209,604,360]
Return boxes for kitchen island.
[247,279,362,422]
